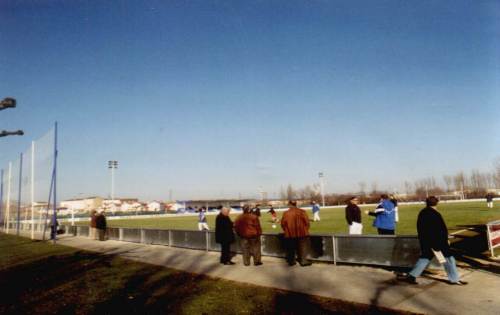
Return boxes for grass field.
[76,202,500,235]
[0,233,414,315]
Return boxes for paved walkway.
[33,234,497,315]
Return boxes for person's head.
[288,200,297,207]
[426,196,439,208]
[242,205,251,213]
[380,194,389,200]
[347,196,359,205]
[312,201,316,205]
[221,207,230,216]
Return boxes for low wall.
[61,225,426,268]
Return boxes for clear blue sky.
[1,1,499,201]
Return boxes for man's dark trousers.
[220,242,232,263]
[285,237,309,265]
[241,237,261,265]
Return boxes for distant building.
[147,201,165,211]
[60,197,103,212]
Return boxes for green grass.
[0,233,414,315]
[74,201,500,235]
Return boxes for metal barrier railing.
[55,225,423,267]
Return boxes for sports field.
[76,201,500,235]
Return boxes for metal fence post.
[332,235,337,266]
[141,229,146,244]
[168,230,172,246]
[205,231,209,251]
[119,228,123,241]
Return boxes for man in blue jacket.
[367,194,396,235]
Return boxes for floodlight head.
[0,97,16,110]
[0,130,24,137]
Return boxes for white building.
[147,201,165,212]
[60,197,103,213]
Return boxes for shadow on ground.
[0,240,419,315]
[450,225,500,274]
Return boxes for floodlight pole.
[52,122,58,244]
[5,162,12,233]
[319,172,325,207]
[108,160,118,203]
[0,169,3,227]
[31,141,35,239]
[16,153,23,235]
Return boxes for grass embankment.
[74,202,500,235]
[0,233,415,315]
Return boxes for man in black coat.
[95,211,107,241]
[215,206,235,265]
[401,196,467,285]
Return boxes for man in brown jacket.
[281,200,312,266]
[234,205,263,266]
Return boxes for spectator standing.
[366,194,396,235]
[345,196,362,234]
[234,205,263,266]
[49,215,59,240]
[90,210,97,240]
[198,207,210,231]
[401,196,468,285]
[95,210,107,241]
[281,200,312,266]
[312,201,321,222]
[486,193,494,209]
[215,206,235,265]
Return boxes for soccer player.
[312,201,321,222]
[197,207,209,231]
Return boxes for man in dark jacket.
[401,196,467,285]
[234,205,263,266]
[281,200,311,266]
[95,210,107,241]
[215,206,235,265]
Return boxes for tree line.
[278,158,500,205]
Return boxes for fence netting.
[0,126,55,238]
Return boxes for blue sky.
[1,1,499,201]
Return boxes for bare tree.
[358,182,366,196]
[404,181,413,196]
[279,186,287,200]
[443,175,453,192]
[453,172,467,199]
[371,181,378,195]
[286,184,295,201]
[494,157,500,188]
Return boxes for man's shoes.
[223,261,235,265]
[400,274,418,284]
[299,262,312,267]
[449,280,468,286]
[254,262,263,266]
[288,262,297,266]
